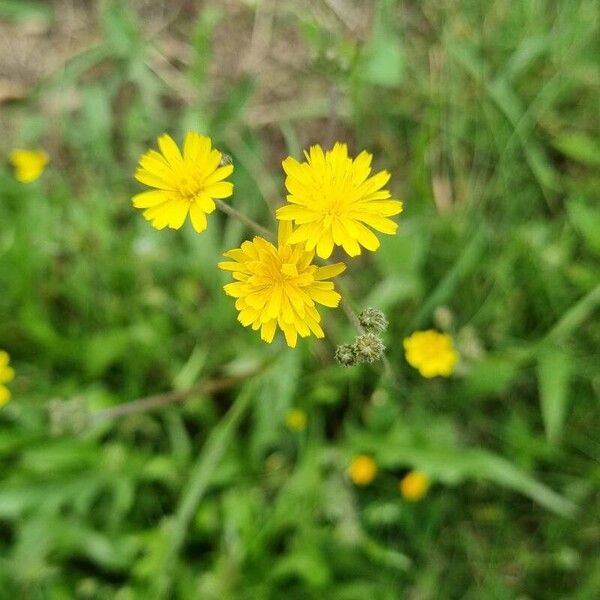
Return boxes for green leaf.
[358,0,404,87]
[553,133,600,166]
[568,199,600,255]
[536,346,572,444]
[0,0,51,22]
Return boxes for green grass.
[1,0,599,598]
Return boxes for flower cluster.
[348,454,431,501]
[131,133,403,350]
[0,351,15,408]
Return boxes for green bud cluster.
[335,308,388,367]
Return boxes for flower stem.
[215,199,274,240]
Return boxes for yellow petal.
[189,203,208,233]
[157,133,183,167]
[314,263,346,280]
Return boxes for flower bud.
[335,343,357,367]
[358,307,388,333]
[353,333,385,364]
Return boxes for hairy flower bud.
[358,307,388,333]
[335,343,357,367]
[353,333,386,364]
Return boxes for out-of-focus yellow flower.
[0,350,15,408]
[218,221,345,348]
[133,132,234,233]
[286,408,307,431]
[403,329,459,377]
[9,149,49,183]
[399,470,429,501]
[349,454,377,486]
[276,143,403,259]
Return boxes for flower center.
[178,174,203,201]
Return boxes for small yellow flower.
[0,350,15,408]
[349,454,377,486]
[403,329,459,378]
[218,221,346,348]
[286,408,307,431]
[399,471,429,502]
[9,149,49,183]
[133,132,234,233]
[276,143,403,259]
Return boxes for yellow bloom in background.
[399,471,430,502]
[9,149,49,183]
[0,350,15,408]
[133,132,234,233]
[403,329,459,378]
[349,454,377,486]
[276,143,403,259]
[218,222,345,348]
[286,408,307,432]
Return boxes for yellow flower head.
[0,350,15,408]
[9,149,49,183]
[286,408,307,432]
[276,143,403,259]
[218,222,346,348]
[399,470,429,502]
[349,454,377,486]
[403,329,459,378]
[133,132,234,233]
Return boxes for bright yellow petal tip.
[349,454,377,486]
[219,222,345,348]
[399,471,430,501]
[276,142,403,259]
[9,149,49,183]
[0,350,14,408]
[132,132,234,232]
[403,329,459,378]
[286,408,307,432]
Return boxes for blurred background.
[0,0,599,598]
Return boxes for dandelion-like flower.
[0,350,15,408]
[276,143,403,258]
[286,408,307,432]
[132,132,234,233]
[349,454,377,486]
[399,470,430,502]
[218,222,346,348]
[403,329,459,378]
[9,149,48,183]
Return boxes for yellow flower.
[403,329,459,378]
[0,350,15,408]
[286,408,307,431]
[349,454,377,486]
[276,143,403,259]
[132,132,234,233]
[399,471,429,502]
[9,149,49,183]
[218,222,345,348]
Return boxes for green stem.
[216,199,274,240]
[155,387,254,598]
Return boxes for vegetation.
[0,0,598,598]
